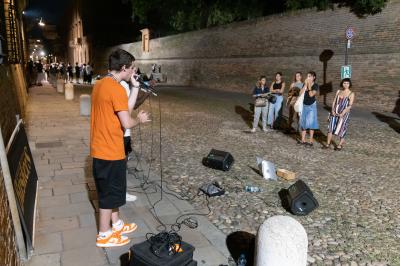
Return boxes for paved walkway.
[26,83,229,266]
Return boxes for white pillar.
[80,94,91,116]
[65,83,74,100]
[56,79,65,93]
[255,215,308,266]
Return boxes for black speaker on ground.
[129,239,196,266]
[281,180,319,216]
[202,149,234,171]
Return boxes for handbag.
[294,92,304,113]
[268,94,277,104]
[255,97,267,107]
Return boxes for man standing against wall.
[91,49,150,247]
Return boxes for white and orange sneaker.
[112,220,138,235]
[96,231,130,247]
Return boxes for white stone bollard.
[80,94,91,116]
[65,83,74,100]
[255,215,308,266]
[56,79,64,93]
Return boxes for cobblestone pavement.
[131,86,400,266]
[24,83,229,266]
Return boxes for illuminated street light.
[38,17,45,27]
[34,44,38,48]
[36,39,41,42]
[40,51,45,56]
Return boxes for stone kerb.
[255,215,308,266]
[65,83,74,100]
[80,94,91,116]
[56,79,65,93]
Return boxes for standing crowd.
[251,71,355,150]
[27,60,94,86]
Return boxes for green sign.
[341,65,351,79]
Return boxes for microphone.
[134,75,157,96]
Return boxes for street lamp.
[38,17,45,27]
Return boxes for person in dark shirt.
[75,62,80,83]
[298,71,319,147]
[36,60,44,85]
[268,72,285,129]
[251,76,270,132]
[67,63,73,82]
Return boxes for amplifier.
[202,149,234,171]
[129,240,196,266]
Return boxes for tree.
[130,0,388,35]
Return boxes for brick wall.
[93,1,400,112]
[0,63,27,265]
[0,172,21,266]
[0,65,20,143]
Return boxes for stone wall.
[93,1,400,112]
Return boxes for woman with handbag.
[287,72,303,132]
[251,76,270,133]
[268,72,285,129]
[298,71,319,147]
[323,78,355,150]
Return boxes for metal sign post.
[345,27,354,65]
[342,27,355,79]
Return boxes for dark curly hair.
[340,78,352,88]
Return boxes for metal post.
[0,126,27,260]
[345,42,348,65]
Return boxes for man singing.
[91,49,150,247]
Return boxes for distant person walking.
[268,72,285,129]
[298,71,319,147]
[82,63,88,83]
[251,76,270,133]
[323,78,355,150]
[75,62,80,83]
[36,60,44,86]
[287,72,303,132]
[86,63,93,84]
[67,63,73,82]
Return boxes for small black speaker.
[202,149,234,171]
[285,180,319,216]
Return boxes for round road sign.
[346,27,355,40]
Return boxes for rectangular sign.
[341,65,352,79]
[6,124,38,250]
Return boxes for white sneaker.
[126,193,137,202]
[250,128,256,133]
[262,128,271,132]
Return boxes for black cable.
[125,88,212,236]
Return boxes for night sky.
[24,0,70,25]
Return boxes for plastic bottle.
[245,185,262,193]
[237,253,247,266]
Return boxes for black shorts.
[123,136,132,156]
[92,158,126,209]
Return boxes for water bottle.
[245,185,262,193]
[237,253,247,266]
